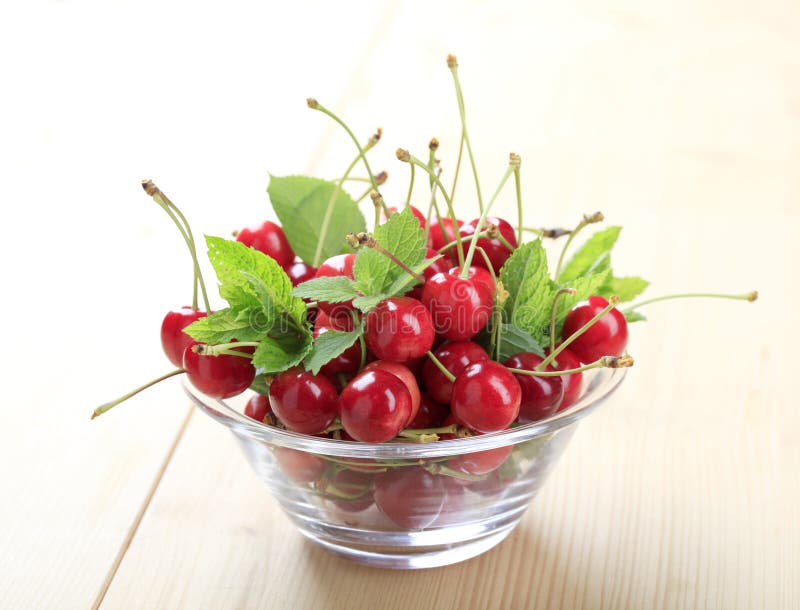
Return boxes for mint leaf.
[497,324,545,361]
[252,331,312,373]
[292,276,359,303]
[559,226,621,282]
[185,309,264,344]
[500,240,555,344]
[305,329,361,375]
[352,295,383,313]
[601,275,649,302]
[353,207,426,297]
[553,269,612,335]
[624,310,647,323]
[268,175,366,265]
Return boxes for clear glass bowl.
[185,367,626,569]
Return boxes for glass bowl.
[184,367,626,569]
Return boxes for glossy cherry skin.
[314,253,357,319]
[313,311,362,377]
[448,444,513,476]
[422,341,489,404]
[339,370,412,442]
[421,269,493,341]
[409,248,453,300]
[284,259,317,287]
[451,361,521,433]
[236,220,294,267]
[323,469,375,513]
[182,342,256,399]
[460,216,518,274]
[427,218,463,252]
[363,360,421,426]
[386,205,426,230]
[273,447,326,483]
[504,352,564,423]
[462,265,495,295]
[364,297,435,363]
[374,467,446,529]
[161,307,207,368]
[407,393,450,429]
[244,394,272,423]
[561,295,629,364]
[268,367,339,435]
[545,346,583,410]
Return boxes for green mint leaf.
[291,276,359,303]
[600,275,649,302]
[553,269,612,336]
[500,239,555,344]
[252,331,312,374]
[382,255,443,299]
[353,207,426,297]
[497,324,545,361]
[624,310,647,323]
[305,329,361,375]
[268,175,367,265]
[559,226,621,282]
[352,295,383,313]
[185,308,264,344]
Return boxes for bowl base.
[297,521,519,569]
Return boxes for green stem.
[405,162,415,208]
[426,350,456,382]
[508,355,633,377]
[449,133,466,203]
[549,288,577,354]
[437,229,490,254]
[193,341,260,357]
[513,162,523,246]
[91,369,184,419]
[356,184,373,204]
[523,227,572,239]
[554,212,604,282]
[447,55,484,214]
[622,291,758,313]
[314,152,361,267]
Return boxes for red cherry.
[324,469,375,513]
[244,394,272,423]
[161,307,207,368]
[421,269,493,341]
[435,477,467,525]
[504,352,564,423]
[284,258,317,287]
[339,370,412,442]
[561,296,629,364]
[268,367,339,435]
[386,205,427,230]
[451,361,521,433]
[236,220,294,267]
[363,360,421,426]
[273,447,326,483]
[545,346,583,410]
[422,341,489,404]
[428,218,463,252]
[461,265,494,295]
[374,467,446,529]
[408,248,453,300]
[448,444,513,476]
[314,253,357,319]
[460,216,518,274]
[313,311,362,376]
[182,342,256,399]
[364,297,435,363]
[407,393,449,429]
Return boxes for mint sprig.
[292,276,359,303]
[305,328,361,375]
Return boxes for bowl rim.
[184,367,626,458]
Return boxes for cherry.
[314,253,356,319]
[363,360,421,426]
[313,311,362,376]
[268,367,339,435]
[422,341,489,404]
[236,220,295,267]
[182,342,256,399]
[461,265,495,295]
[451,361,521,433]
[407,393,449,429]
[504,352,564,423]
[161,307,207,368]
[244,394,272,424]
[386,205,427,230]
[561,295,629,364]
[284,258,317,287]
[273,447,326,484]
[364,297,435,362]
[434,477,466,526]
[408,247,453,300]
[421,269,493,341]
[339,369,412,442]
[545,346,584,410]
[374,467,446,529]
[322,469,374,513]
[428,218,463,251]
[460,216,518,274]
[448,444,513,476]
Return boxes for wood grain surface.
[1,1,797,609]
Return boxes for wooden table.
[1,2,797,608]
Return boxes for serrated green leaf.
[497,324,546,361]
[353,207,426,297]
[252,331,312,374]
[500,240,555,344]
[352,295,383,313]
[559,226,621,282]
[553,269,612,336]
[268,175,366,265]
[624,310,647,323]
[185,308,264,344]
[600,275,649,302]
[291,276,359,303]
[305,329,361,375]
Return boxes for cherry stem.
[323,419,343,434]
[355,184,374,205]
[422,168,439,246]
[549,287,577,354]
[353,310,367,371]
[447,54,484,214]
[425,462,485,481]
[345,232,426,283]
[449,132,466,204]
[438,229,491,254]
[538,295,620,371]
[426,350,456,383]
[91,369,185,419]
[508,354,634,377]
[622,291,758,313]
[404,161,415,208]
[397,425,458,443]
[554,211,604,282]
[142,180,211,313]
[460,154,519,277]
[344,172,387,185]
[513,161,523,245]
[192,342,259,357]
[369,190,392,221]
[523,227,572,239]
